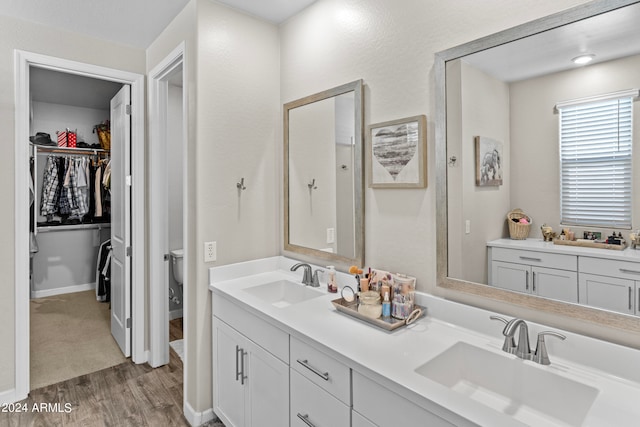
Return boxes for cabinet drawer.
[291,369,350,427]
[352,371,456,427]
[579,256,640,280]
[213,296,289,363]
[291,336,350,404]
[491,247,576,271]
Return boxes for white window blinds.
[558,92,635,229]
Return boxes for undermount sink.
[243,280,324,308]
[415,342,599,426]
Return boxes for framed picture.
[475,136,503,186]
[367,115,427,188]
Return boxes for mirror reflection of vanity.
[284,80,364,267]
[436,1,640,336]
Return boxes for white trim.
[0,388,17,405]
[31,283,96,299]
[183,401,215,427]
[555,88,639,110]
[14,50,146,400]
[148,42,186,368]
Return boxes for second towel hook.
[236,177,246,190]
[308,178,317,190]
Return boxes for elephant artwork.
[475,136,503,186]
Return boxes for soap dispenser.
[327,266,338,293]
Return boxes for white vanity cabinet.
[579,257,640,315]
[488,247,578,302]
[213,318,289,427]
[290,337,351,426]
[212,296,290,427]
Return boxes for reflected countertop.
[487,238,640,262]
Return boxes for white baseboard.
[30,282,96,299]
[0,388,18,405]
[169,308,183,320]
[184,401,215,427]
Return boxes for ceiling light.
[572,54,595,65]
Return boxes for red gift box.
[57,131,67,147]
[68,132,77,148]
[57,130,77,148]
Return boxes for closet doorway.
[14,51,146,400]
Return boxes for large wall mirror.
[284,80,364,267]
[436,0,640,337]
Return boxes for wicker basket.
[94,121,111,151]
[507,208,531,240]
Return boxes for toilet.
[170,249,184,285]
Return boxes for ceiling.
[462,3,640,82]
[0,0,317,49]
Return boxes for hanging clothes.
[96,239,111,302]
[40,155,60,216]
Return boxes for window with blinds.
[557,92,634,229]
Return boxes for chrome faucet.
[291,263,313,286]
[491,315,566,365]
[503,318,532,360]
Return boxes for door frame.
[14,50,146,400]
[148,43,187,368]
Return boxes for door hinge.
[126,318,132,328]
[125,104,132,115]
[126,175,132,186]
[126,246,132,257]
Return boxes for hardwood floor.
[0,319,224,427]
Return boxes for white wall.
[0,13,144,396]
[510,54,640,239]
[168,83,184,312]
[146,0,277,415]
[280,0,588,287]
[447,60,511,283]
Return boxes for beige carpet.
[30,290,127,390]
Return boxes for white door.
[110,85,132,356]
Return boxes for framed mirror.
[436,1,640,336]
[284,80,364,267]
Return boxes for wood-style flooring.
[0,319,224,427]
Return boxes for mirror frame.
[283,79,364,268]
[435,0,640,337]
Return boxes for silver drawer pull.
[519,256,542,262]
[297,413,316,427]
[619,268,640,275]
[629,287,633,311]
[296,359,330,381]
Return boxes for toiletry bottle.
[327,266,338,293]
[382,292,391,318]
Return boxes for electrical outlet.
[204,241,216,262]
[465,220,471,234]
[327,228,335,244]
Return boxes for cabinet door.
[491,261,530,293]
[578,273,635,314]
[245,339,289,427]
[532,267,578,303]
[213,318,247,427]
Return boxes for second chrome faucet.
[490,316,566,365]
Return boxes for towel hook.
[448,156,457,166]
[236,177,246,190]
[308,179,317,190]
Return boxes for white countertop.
[209,256,640,427]
[488,238,640,262]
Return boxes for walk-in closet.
[28,67,126,389]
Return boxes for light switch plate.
[327,228,335,244]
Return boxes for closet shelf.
[37,223,111,233]
[31,143,109,156]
